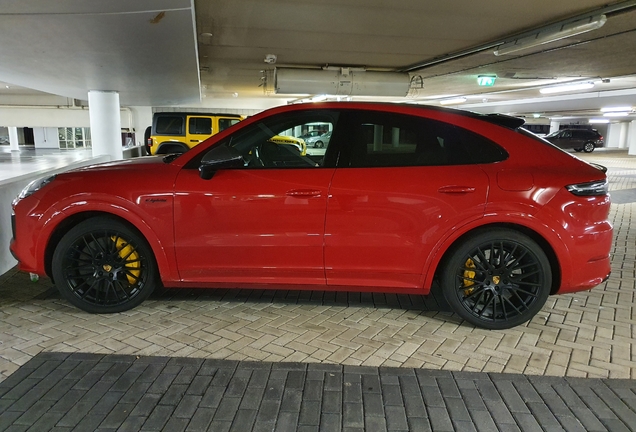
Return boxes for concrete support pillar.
[88,91,122,160]
[8,127,19,151]
[549,121,560,135]
[606,123,622,148]
[373,125,383,152]
[618,122,629,149]
[628,120,636,156]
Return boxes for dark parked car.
[544,128,603,153]
[11,102,612,329]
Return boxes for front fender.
[39,193,178,282]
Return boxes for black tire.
[440,228,551,329]
[574,148,583,152]
[583,142,595,153]
[52,217,158,313]
[315,141,324,148]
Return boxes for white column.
[549,121,560,135]
[88,91,122,160]
[618,122,629,149]
[8,126,19,151]
[606,123,622,148]
[628,120,636,156]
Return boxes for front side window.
[220,110,340,169]
[344,111,507,168]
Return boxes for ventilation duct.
[273,67,411,97]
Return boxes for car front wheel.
[52,217,158,313]
[440,228,551,329]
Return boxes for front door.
[174,109,342,285]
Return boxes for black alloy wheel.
[52,218,158,313]
[441,228,551,329]
[583,142,595,153]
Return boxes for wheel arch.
[431,222,561,295]
[156,141,190,155]
[44,210,169,282]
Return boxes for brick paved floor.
[0,150,635,430]
[1,352,636,432]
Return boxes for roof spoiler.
[482,114,526,129]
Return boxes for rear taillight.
[566,180,608,196]
[147,138,153,146]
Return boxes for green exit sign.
[477,75,497,86]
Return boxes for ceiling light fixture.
[589,119,610,124]
[601,106,633,112]
[439,97,467,106]
[603,112,630,117]
[273,67,411,97]
[494,14,607,56]
[539,82,595,94]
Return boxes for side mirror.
[199,144,244,180]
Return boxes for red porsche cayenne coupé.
[10,103,612,329]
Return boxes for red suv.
[10,103,612,329]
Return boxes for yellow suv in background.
[147,112,243,155]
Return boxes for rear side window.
[189,117,212,135]
[344,111,507,168]
[219,118,241,131]
[155,116,184,135]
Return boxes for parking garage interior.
[1,1,636,430]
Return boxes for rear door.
[187,116,213,148]
[324,111,496,289]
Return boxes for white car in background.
[305,131,331,148]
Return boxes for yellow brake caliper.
[463,258,476,295]
[112,237,141,284]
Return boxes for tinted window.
[189,117,212,135]
[219,118,241,131]
[155,116,184,135]
[213,110,340,169]
[344,111,507,168]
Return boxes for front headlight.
[16,175,57,200]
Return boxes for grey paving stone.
[362,392,384,416]
[469,409,499,432]
[385,405,408,431]
[321,390,342,414]
[299,400,321,426]
[426,406,453,432]
[275,411,299,432]
[408,417,432,432]
[343,403,363,428]
[365,415,388,432]
[186,407,215,432]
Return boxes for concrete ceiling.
[1,0,636,120]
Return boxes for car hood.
[69,155,169,173]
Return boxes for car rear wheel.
[583,142,595,153]
[52,218,158,313]
[440,228,551,329]
[314,140,324,148]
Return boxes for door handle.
[190,139,201,143]
[438,185,476,194]
[286,189,322,197]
